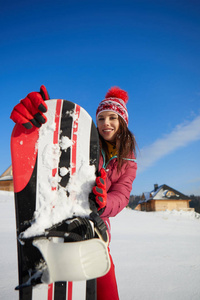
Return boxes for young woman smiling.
[90,86,137,299]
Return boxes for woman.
[90,87,137,299]
[10,85,137,299]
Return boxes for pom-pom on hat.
[96,86,129,126]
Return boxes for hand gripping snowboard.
[11,99,110,300]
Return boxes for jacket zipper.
[101,149,117,169]
[101,149,137,170]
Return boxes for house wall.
[134,204,141,211]
[141,203,146,211]
[153,199,190,211]
[135,200,194,212]
[0,180,14,191]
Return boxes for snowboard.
[11,99,110,300]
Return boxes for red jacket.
[98,151,137,241]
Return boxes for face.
[97,111,120,142]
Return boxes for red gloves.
[10,85,49,129]
[92,168,107,212]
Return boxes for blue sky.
[1,0,200,196]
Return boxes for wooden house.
[136,184,193,212]
[0,165,13,191]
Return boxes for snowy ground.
[0,191,200,300]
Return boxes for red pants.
[97,252,119,300]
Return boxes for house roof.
[139,184,190,203]
[0,165,13,181]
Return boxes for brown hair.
[99,116,137,171]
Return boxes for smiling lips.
[103,128,113,133]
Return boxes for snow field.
[111,209,200,300]
[0,191,200,300]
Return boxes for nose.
[104,117,110,126]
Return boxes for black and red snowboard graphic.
[11,99,109,300]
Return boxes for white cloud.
[137,115,200,173]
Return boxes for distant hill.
[189,195,200,213]
[128,195,142,209]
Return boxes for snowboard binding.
[16,213,110,290]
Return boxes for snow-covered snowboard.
[11,99,110,300]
